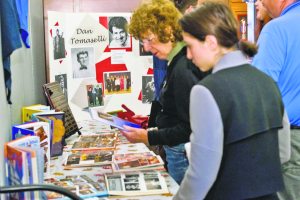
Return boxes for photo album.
[105,170,169,196]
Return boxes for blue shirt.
[252,1,300,126]
[153,56,167,101]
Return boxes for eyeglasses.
[140,37,156,45]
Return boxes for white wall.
[0,0,46,186]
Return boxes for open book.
[105,170,169,196]
[90,109,141,131]
[112,151,164,172]
[71,133,117,151]
[64,150,114,168]
[44,174,108,199]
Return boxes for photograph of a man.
[55,74,68,100]
[108,16,131,48]
[71,47,96,79]
[53,28,66,60]
[142,75,155,104]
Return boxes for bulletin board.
[48,11,154,121]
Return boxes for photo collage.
[105,171,169,196]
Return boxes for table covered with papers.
[47,119,179,200]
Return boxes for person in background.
[108,16,130,48]
[121,0,209,184]
[174,2,290,199]
[254,0,271,41]
[149,0,198,128]
[173,0,198,13]
[252,0,300,199]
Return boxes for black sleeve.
[148,58,207,146]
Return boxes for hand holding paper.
[121,125,149,146]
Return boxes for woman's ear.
[204,35,218,50]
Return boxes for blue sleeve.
[252,23,285,82]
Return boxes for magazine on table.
[64,150,114,168]
[105,170,169,196]
[114,143,151,155]
[90,109,141,131]
[71,133,117,151]
[112,151,164,172]
[31,111,65,157]
[12,121,51,176]
[44,174,108,199]
[4,136,44,200]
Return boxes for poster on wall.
[48,11,153,120]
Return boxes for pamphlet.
[90,109,141,131]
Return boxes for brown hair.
[180,1,257,57]
[129,0,183,43]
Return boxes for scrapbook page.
[105,170,169,196]
[45,174,108,199]
[112,151,164,172]
[65,150,114,168]
[71,133,117,150]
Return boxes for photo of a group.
[86,84,103,107]
[103,71,131,95]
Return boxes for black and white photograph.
[86,84,103,107]
[71,47,96,79]
[108,16,131,49]
[55,74,68,100]
[145,177,162,190]
[53,27,66,60]
[142,75,155,104]
[124,183,140,191]
[103,71,131,95]
[139,41,152,56]
[107,176,123,191]
[124,178,139,183]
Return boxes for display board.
[48,11,154,121]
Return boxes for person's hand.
[121,125,149,145]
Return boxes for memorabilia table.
[48,125,179,200]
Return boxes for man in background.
[252,0,300,199]
[109,16,130,48]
